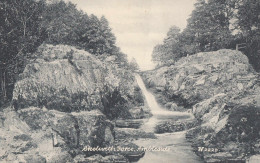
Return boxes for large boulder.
[0,107,115,162]
[1,44,147,162]
[12,44,143,117]
[17,107,114,148]
[142,49,260,160]
[143,49,259,107]
[142,49,260,126]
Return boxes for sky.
[67,0,196,70]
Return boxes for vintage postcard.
[0,0,259,162]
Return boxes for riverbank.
[140,49,260,162]
[134,74,202,162]
[0,45,148,162]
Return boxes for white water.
[135,74,193,132]
[135,74,165,114]
[134,74,202,163]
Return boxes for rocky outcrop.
[12,44,144,118]
[143,49,260,107]
[155,118,198,134]
[115,119,144,129]
[17,107,114,148]
[115,128,156,140]
[1,44,147,162]
[0,106,149,162]
[141,49,260,161]
[0,107,115,162]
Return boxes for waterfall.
[135,74,191,116]
[134,74,202,163]
[135,74,193,132]
[135,74,165,114]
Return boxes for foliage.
[82,15,117,55]
[0,0,47,105]
[233,0,260,70]
[217,105,260,143]
[0,0,129,107]
[100,85,129,119]
[152,0,260,71]
[133,86,144,105]
[13,85,99,112]
[185,0,234,52]
[152,26,181,66]
[129,58,139,71]
[42,1,118,55]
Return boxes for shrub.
[100,85,130,119]
[224,105,260,143]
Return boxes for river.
[134,74,202,163]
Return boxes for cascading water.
[135,74,165,114]
[134,74,202,163]
[135,74,193,132]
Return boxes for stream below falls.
[134,74,202,163]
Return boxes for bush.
[223,105,260,143]
[133,87,144,105]
[13,86,98,112]
[100,85,130,119]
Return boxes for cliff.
[0,44,145,162]
[141,49,260,162]
[12,44,144,118]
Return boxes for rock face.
[18,107,114,148]
[1,44,146,162]
[0,107,115,162]
[142,49,260,161]
[12,44,144,118]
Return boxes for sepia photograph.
[0,0,260,162]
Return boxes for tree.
[42,0,84,45]
[235,0,260,33]
[151,0,260,72]
[0,0,46,104]
[152,44,169,66]
[164,26,181,44]
[151,0,236,66]
[234,0,260,70]
[163,26,182,59]
[151,26,181,65]
[78,14,101,54]
[206,0,234,50]
[100,16,117,54]
[129,58,139,71]
[42,1,119,56]
[185,0,233,52]
[79,15,117,55]
[178,28,199,56]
